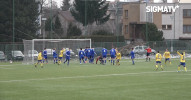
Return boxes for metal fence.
[0,40,191,61]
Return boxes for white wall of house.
[178,4,191,39]
[140,3,191,40]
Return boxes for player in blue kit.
[90,48,96,63]
[43,48,48,64]
[64,49,70,66]
[130,48,135,65]
[79,48,85,64]
[102,48,107,64]
[87,48,92,63]
[84,47,88,63]
[53,48,58,64]
[110,48,116,65]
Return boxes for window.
[183,9,191,17]
[146,12,153,23]
[183,25,191,33]
[125,10,128,18]
[162,25,172,30]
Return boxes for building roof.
[59,11,75,22]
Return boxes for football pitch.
[0,59,191,100]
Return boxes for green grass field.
[0,59,191,100]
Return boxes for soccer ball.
[10,60,13,64]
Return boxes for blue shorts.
[156,61,161,63]
[102,55,107,58]
[111,55,115,59]
[66,57,70,60]
[53,57,57,59]
[165,58,170,61]
[131,57,135,59]
[59,57,62,60]
[80,56,84,60]
[38,60,42,63]
[180,62,186,67]
[87,55,91,59]
[44,56,47,59]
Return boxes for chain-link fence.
[0,40,191,61]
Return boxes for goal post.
[23,39,91,64]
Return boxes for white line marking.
[0,70,188,83]
[0,67,14,69]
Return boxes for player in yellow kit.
[35,51,43,68]
[163,49,171,65]
[155,51,163,71]
[177,51,187,72]
[58,48,65,65]
[116,51,121,66]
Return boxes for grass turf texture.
[0,59,191,100]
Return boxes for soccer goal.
[22,39,91,64]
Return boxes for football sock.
[178,66,181,71]
[155,65,158,70]
[184,67,187,72]
[40,63,43,67]
[160,65,163,70]
[67,60,69,65]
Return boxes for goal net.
[22,39,91,64]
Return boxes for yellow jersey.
[116,52,121,60]
[156,53,162,61]
[163,51,170,58]
[177,51,185,62]
[38,52,42,60]
[59,49,65,57]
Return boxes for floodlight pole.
[146,2,148,45]
[85,0,87,36]
[116,1,119,47]
[12,0,15,60]
[51,0,53,39]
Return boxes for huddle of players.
[79,47,122,66]
[35,46,187,72]
[155,49,187,72]
[35,47,133,67]
[35,48,71,68]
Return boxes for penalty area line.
[0,70,189,83]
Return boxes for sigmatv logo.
[146,5,179,12]
[146,0,180,13]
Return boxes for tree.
[45,18,55,31]
[55,16,61,29]
[0,0,40,42]
[62,0,70,11]
[54,16,63,35]
[67,23,82,37]
[142,23,164,41]
[70,0,110,26]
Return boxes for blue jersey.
[43,50,47,57]
[91,49,96,57]
[79,50,85,57]
[130,51,135,59]
[53,50,57,58]
[66,50,70,59]
[102,48,107,56]
[87,49,92,56]
[84,49,88,56]
[110,49,116,56]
